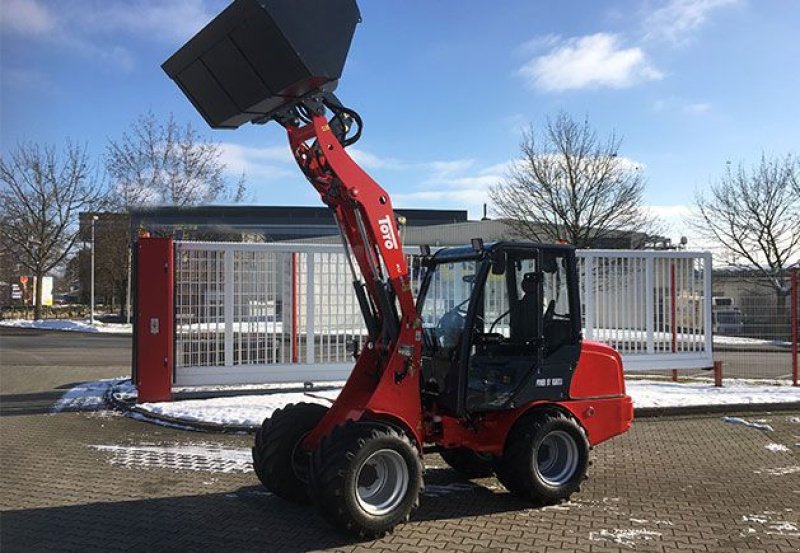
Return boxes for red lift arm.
[284,110,424,448]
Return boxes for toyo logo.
[377,215,398,250]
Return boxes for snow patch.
[589,528,662,547]
[88,443,253,473]
[51,378,126,412]
[0,318,132,334]
[132,380,800,429]
[741,511,800,537]
[754,465,800,476]
[138,390,341,428]
[722,417,774,432]
[788,416,800,424]
[765,443,791,453]
[632,381,800,409]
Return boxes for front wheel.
[311,421,423,538]
[496,410,589,504]
[252,402,327,503]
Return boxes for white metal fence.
[173,241,712,386]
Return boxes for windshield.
[420,261,479,349]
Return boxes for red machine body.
[290,115,632,454]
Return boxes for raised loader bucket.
[162,0,361,129]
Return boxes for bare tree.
[690,154,800,302]
[490,111,658,248]
[0,142,105,319]
[106,112,246,209]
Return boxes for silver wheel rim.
[535,430,579,487]
[355,449,409,516]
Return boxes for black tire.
[496,410,589,504]
[311,421,423,539]
[252,402,327,503]
[440,448,495,478]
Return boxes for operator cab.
[416,242,582,416]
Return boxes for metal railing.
[172,241,713,386]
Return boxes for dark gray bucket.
[163,0,361,129]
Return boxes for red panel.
[135,237,174,403]
[436,395,633,455]
[570,340,626,399]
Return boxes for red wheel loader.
[164,0,633,538]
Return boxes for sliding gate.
[168,241,712,387]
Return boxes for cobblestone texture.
[2,410,799,552]
[1,329,799,552]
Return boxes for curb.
[634,402,800,419]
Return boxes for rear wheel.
[440,447,494,478]
[496,410,588,504]
[252,402,327,503]
[311,421,423,538]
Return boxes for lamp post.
[90,215,98,324]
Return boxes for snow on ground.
[137,389,341,428]
[765,443,791,453]
[588,528,663,547]
[713,335,791,347]
[51,378,128,412]
[88,442,252,473]
[722,416,774,432]
[628,380,800,409]
[130,379,800,429]
[0,318,132,334]
[741,511,800,538]
[52,373,799,429]
[754,466,800,476]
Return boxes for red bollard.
[713,360,723,387]
[792,268,798,387]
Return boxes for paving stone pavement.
[1,330,799,552]
[2,408,799,552]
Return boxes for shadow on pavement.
[0,391,63,416]
[1,477,530,552]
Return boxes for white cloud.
[348,148,405,171]
[78,0,215,43]
[217,142,294,181]
[393,159,511,218]
[1,1,216,70]
[0,0,55,35]
[643,0,740,45]
[519,33,663,92]
[653,97,713,115]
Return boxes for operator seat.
[511,272,540,343]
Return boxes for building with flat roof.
[128,205,468,242]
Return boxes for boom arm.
[280,98,416,362]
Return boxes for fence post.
[584,255,594,340]
[671,262,678,382]
[291,252,299,364]
[645,256,654,354]
[306,254,315,364]
[792,268,798,387]
[714,360,723,387]
[224,249,234,367]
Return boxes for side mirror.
[491,251,507,275]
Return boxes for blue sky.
[2,0,799,244]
